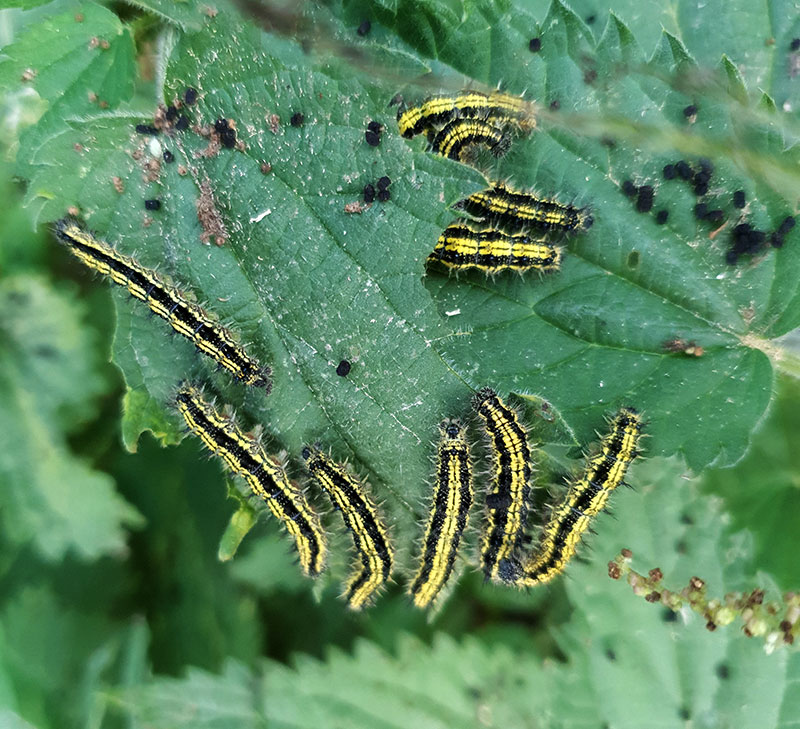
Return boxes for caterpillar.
[454,183,593,234]
[54,219,271,390]
[517,407,643,587]
[473,388,533,584]
[302,446,393,609]
[176,383,326,577]
[409,420,474,609]
[396,90,535,139]
[428,119,510,161]
[427,221,562,274]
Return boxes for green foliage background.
[2,0,800,726]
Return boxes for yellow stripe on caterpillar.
[517,407,643,587]
[473,388,533,584]
[176,383,326,576]
[55,219,271,390]
[429,118,510,161]
[302,446,393,610]
[454,182,593,234]
[409,420,474,609]
[397,90,536,139]
[427,220,561,274]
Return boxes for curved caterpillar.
[176,383,326,577]
[473,388,533,584]
[427,221,561,274]
[302,446,393,610]
[54,219,271,390]
[517,407,643,587]
[409,420,474,609]
[397,90,535,139]
[429,119,510,161]
[454,183,593,234]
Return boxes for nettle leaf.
[562,0,800,112]
[0,2,135,187]
[16,1,800,585]
[0,276,142,560]
[122,458,800,729]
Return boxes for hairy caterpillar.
[409,420,474,609]
[55,219,270,390]
[177,383,326,576]
[302,446,393,609]
[427,221,561,274]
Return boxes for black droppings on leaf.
[220,129,237,148]
[365,129,381,146]
[165,105,178,122]
[377,188,390,202]
[655,209,669,225]
[636,185,654,213]
[357,20,371,36]
[163,150,174,163]
[791,38,800,51]
[779,216,796,235]
[135,124,159,135]
[336,360,352,377]
[363,184,375,203]
[728,222,768,263]
[621,180,637,197]
[662,164,676,180]
[529,37,542,52]
[144,198,161,211]
[290,112,305,127]
[733,190,746,208]
[377,176,391,190]
[175,116,189,131]
[683,104,697,118]
[184,87,198,105]
[675,160,692,180]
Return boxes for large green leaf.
[10,0,800,590]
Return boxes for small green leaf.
[217,503,257,561]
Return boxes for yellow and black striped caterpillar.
[473,388,533,584]
[428,118,511,161]
[177,383,326,576]
[302,446,394,610]
[427,220,561,274]
[55,219,271,390]
[454,183,593,234]
[517,407,643,587]
[409,420,474,609]
[396,90,535,139]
